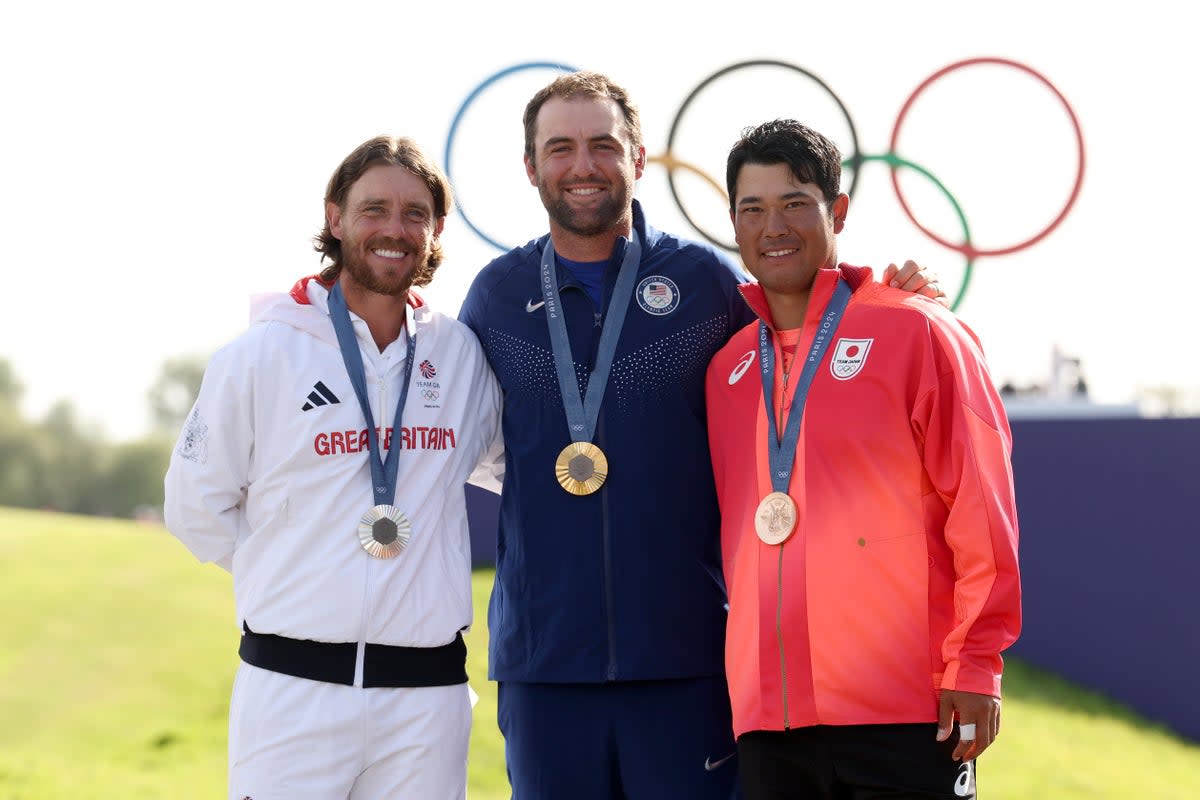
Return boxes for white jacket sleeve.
[162,344,253,572]
[466,343,505,495]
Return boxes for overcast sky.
[2,1,1195,440]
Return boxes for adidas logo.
[301,381,341,411]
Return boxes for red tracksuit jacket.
[705,265,1021,737]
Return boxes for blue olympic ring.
[444,61,577,252]
[445,59,1084,311]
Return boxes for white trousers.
[227,662,470,800]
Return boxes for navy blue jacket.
[460,201,755,683]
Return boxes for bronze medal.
[555,442,608,496]
[755,491,797,545]
[357,504,412,559]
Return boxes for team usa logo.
[830,338,873,380]
[636,276,680,316]
[419,359,437,379]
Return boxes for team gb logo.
[830,338,873,380]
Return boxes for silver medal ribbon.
[328,282,417,558]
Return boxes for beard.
[338,235,428,297]
[537,174,634,238]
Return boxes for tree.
[0,414,40,507]
[148,356,208,434]
[96,436,173,519]
[32,400,106,513]
[0,359,22,408]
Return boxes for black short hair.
[726,120,842,212]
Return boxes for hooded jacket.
[164,276,502,652]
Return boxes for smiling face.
[731,161,847,301]
[326,164,444,297]
[525,95,645,240]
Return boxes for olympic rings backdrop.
[444,58,1085,311]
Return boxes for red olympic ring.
[888,57,1086,258]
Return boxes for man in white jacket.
[164,135,502,800]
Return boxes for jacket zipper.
[355,352,388,687]
[561,244,623,682]
[602,427,617,681]
[594,307,617,681]
[593,253,619,680]
[777,545,789,728]
[775,335,791,728]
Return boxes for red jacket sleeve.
[913,312,1022,697]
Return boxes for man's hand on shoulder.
[881,260,950,308]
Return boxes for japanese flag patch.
[830,338,873,380]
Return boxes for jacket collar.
[738,264,872,331]
[288,274,425,309]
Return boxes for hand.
[881,260,950,308]
[936,688,1001,761]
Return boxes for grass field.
[1,506,1197,799]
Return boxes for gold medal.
[357,504,412,559]
[755,491,797,545]
[555,442,608,495]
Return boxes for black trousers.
[737,723,976,800]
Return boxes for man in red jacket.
[705,119,1021,799]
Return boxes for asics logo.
[954,761,975,797]
[703,750,736,771]
[526,299,546,313]
[728,350,756,385]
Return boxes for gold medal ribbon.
[539,231,642,495]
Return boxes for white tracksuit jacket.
[164,276,502,651]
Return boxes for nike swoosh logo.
[704,751,736,771]
[526,299,546,313]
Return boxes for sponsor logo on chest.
[728,350,756,385]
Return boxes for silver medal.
[357,504,412,559]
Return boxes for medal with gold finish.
[539,231,642,496]
[555,441,609,495]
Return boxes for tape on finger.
[958,723,977,741]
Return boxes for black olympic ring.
[422,389,439,401]
[445,59,1085,311]
[664,59,863,253]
